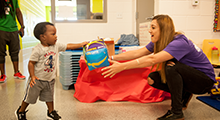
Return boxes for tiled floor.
[0,48,220,120]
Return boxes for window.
[51,0,107,23]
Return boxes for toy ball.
[83,39,110,71]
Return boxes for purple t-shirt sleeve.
[145,42,154,53]
[163,37,190,61]
[163,35,215,82]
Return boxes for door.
[136,0,154,40]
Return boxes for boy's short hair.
[34,22,54,40]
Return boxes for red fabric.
[74,57,170,103]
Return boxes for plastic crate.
[59,51,83,90]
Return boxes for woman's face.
[149,19,160,43]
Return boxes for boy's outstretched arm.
[66,41,89,50]
[28,61,39,87]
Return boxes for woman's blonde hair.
[151,14,181,83]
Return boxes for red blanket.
[74,58,170,103]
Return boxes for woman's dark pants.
[148,62,214,114]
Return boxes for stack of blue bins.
[59,49,83,90]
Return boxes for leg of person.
[148,61,214,120]
[19,101,29,112]
[148,65,184,119]
[46,101,61,120]
[13,61,26,79]
[159,61,214,120]
[148,71,170,92]
[0,63,5,75]
[40,79,61,120]
[0,63,6,82]
[13,61,19,73]
[8,31,25,79]
[15,78,42,120]
[164,63,184,118]
[181,90,192,110]
[171,61,214,111]
[175,62,214,94]
[148,71,193,111]
[15,101,29,120]
[174,62,214,108]
[149,67,192,110]
[0,30,8,82]
[46,101,54,114]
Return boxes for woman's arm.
[112,47,152,61]
[124,51,174,69]
[102,51,174,78]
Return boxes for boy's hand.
[66,41,89,50]
[81,41,89,47]
[30,76,39,87]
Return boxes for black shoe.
[157,110,184,120]
[47,110,61,120]
[15,106,28,120]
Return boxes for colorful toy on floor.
[210,77,220,99]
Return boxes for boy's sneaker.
[0,74,6,83]
[156,110,184,120]
[47,110,61,120]
[14,71,26,79]
[15,106,28,120]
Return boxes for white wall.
[55,0,136,44]
[55,0,219,49]
[155,0,220,48]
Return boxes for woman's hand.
[29,76,39,87]
[101,59,124,78]
[167,61,175,66]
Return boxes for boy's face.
[41,25,57,46]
